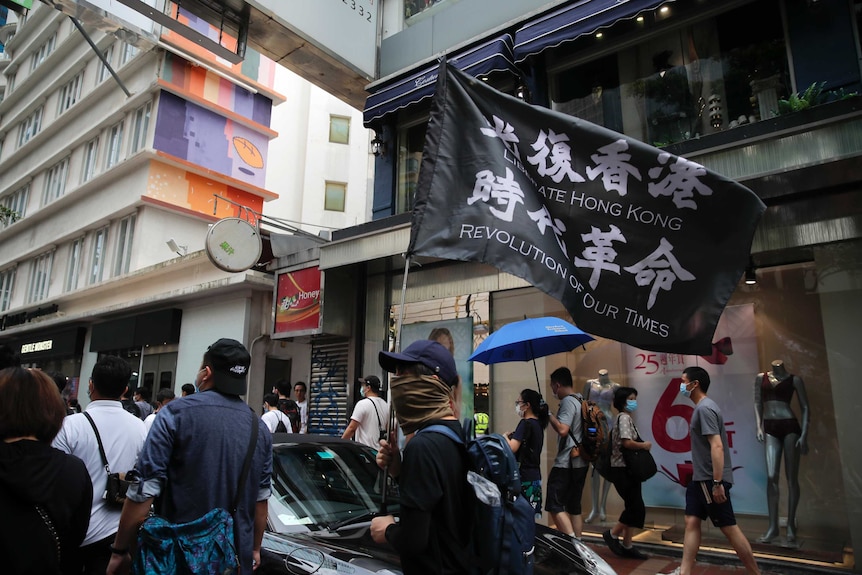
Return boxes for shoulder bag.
[83,412,132,508]
[621,417,657,482]
[133,410,259,575]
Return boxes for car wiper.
[326,510,378,532]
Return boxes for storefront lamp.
[371,134,385,157]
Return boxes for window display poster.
[626,304,767,514]
[274,267,321,336]
[400,318,474,421]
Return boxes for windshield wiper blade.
[327,511,377,532]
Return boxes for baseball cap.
[379,340,458,387]
[206,338,251,395]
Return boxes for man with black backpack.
[369,340,473,575]
[262,393,291,434]
[546,366,590,539]
[273,378,301,433]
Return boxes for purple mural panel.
[154,91,269,188]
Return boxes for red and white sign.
[274,267,322,336]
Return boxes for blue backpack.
[420,420,535,575]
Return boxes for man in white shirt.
[294,381,309,433]
[144,387,176,434]
[342,375,389,449]
[53,355,147,575]
[261,393,291,433]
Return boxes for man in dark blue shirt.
[107,339,272,574]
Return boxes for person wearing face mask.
[369,340,472,575]
[602,387,650,559]
[507,388,549,518]
[342,376,389,448]
[659,367,761,575]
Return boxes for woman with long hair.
[508,388,549,518]
[0,367,93,574]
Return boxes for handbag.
[621,419,657,482]
[133,410,259,575]
[83,412,133,508]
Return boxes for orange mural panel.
[145,162,263,219]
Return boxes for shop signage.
[274,266,322,336]
[0,303,59,331]
[21,339,53,354]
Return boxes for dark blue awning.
[364,34,517,127]
[514,0,673,63]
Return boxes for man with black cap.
[369,340,473,575]
[107,339,272,575]
[342,375,389,448]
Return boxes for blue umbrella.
[469,317,594,389]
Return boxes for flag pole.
[380,253,413,514]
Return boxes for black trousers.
[79,534,114,575]
[608,467,646,528]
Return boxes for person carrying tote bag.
[601,387,652,560]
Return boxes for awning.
[513,0,673,63]
[363,34,518,127]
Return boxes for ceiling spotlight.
[745,264,757,285]
[637,15,645,22]
[595,32,603,39]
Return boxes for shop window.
[113,213,136,277]
[1,184,29,229]
[324,181,346,212]
[42,158,69,206]
[550,0,790,147]
[396,121,427,214]
[329,115,350,144]
[65,237,84,292]
[0,267,15,312]
[26,251,53,304]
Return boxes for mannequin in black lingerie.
[754,359,809,546]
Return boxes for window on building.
[57,71,84,115]
[1,185,30,229]
[17,106,43,148]
[26,251,53,304]
[130,102,151,153]
[65,237,84,292]
[6,74,14,94]
[329,116,350,144]
[98,44,114,83]
[106,121,124,169]
[0,267,15,312]
[120,42,138,65]
[42,158,69,205]
[82,137,100,182]
[396,121,427,214]
[324,181,347,212]
[30,33,56,72]
[113,213,136,277]
[89,227,108,285]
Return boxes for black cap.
[206,338,250,395]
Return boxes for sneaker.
[621,545,649,560]
[658,567,681,575]
[602,530,626,557]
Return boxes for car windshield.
[268,440,399,534]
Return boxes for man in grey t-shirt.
[663,367,760,575]
[545,367,589,539]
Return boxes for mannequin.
[583,369,619,523]
[754,359,809,546]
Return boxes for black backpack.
[420,420,535,575]
[277,398,301,433]
[274,417,288,434]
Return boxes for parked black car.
[258,434,616,575]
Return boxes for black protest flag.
[408,61,765,355]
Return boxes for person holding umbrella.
[507,388,548,518]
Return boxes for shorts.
[544,465,589,515]
[685,480,737,527]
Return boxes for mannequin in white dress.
[583,369,619,523]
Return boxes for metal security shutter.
[308,338,349,436]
